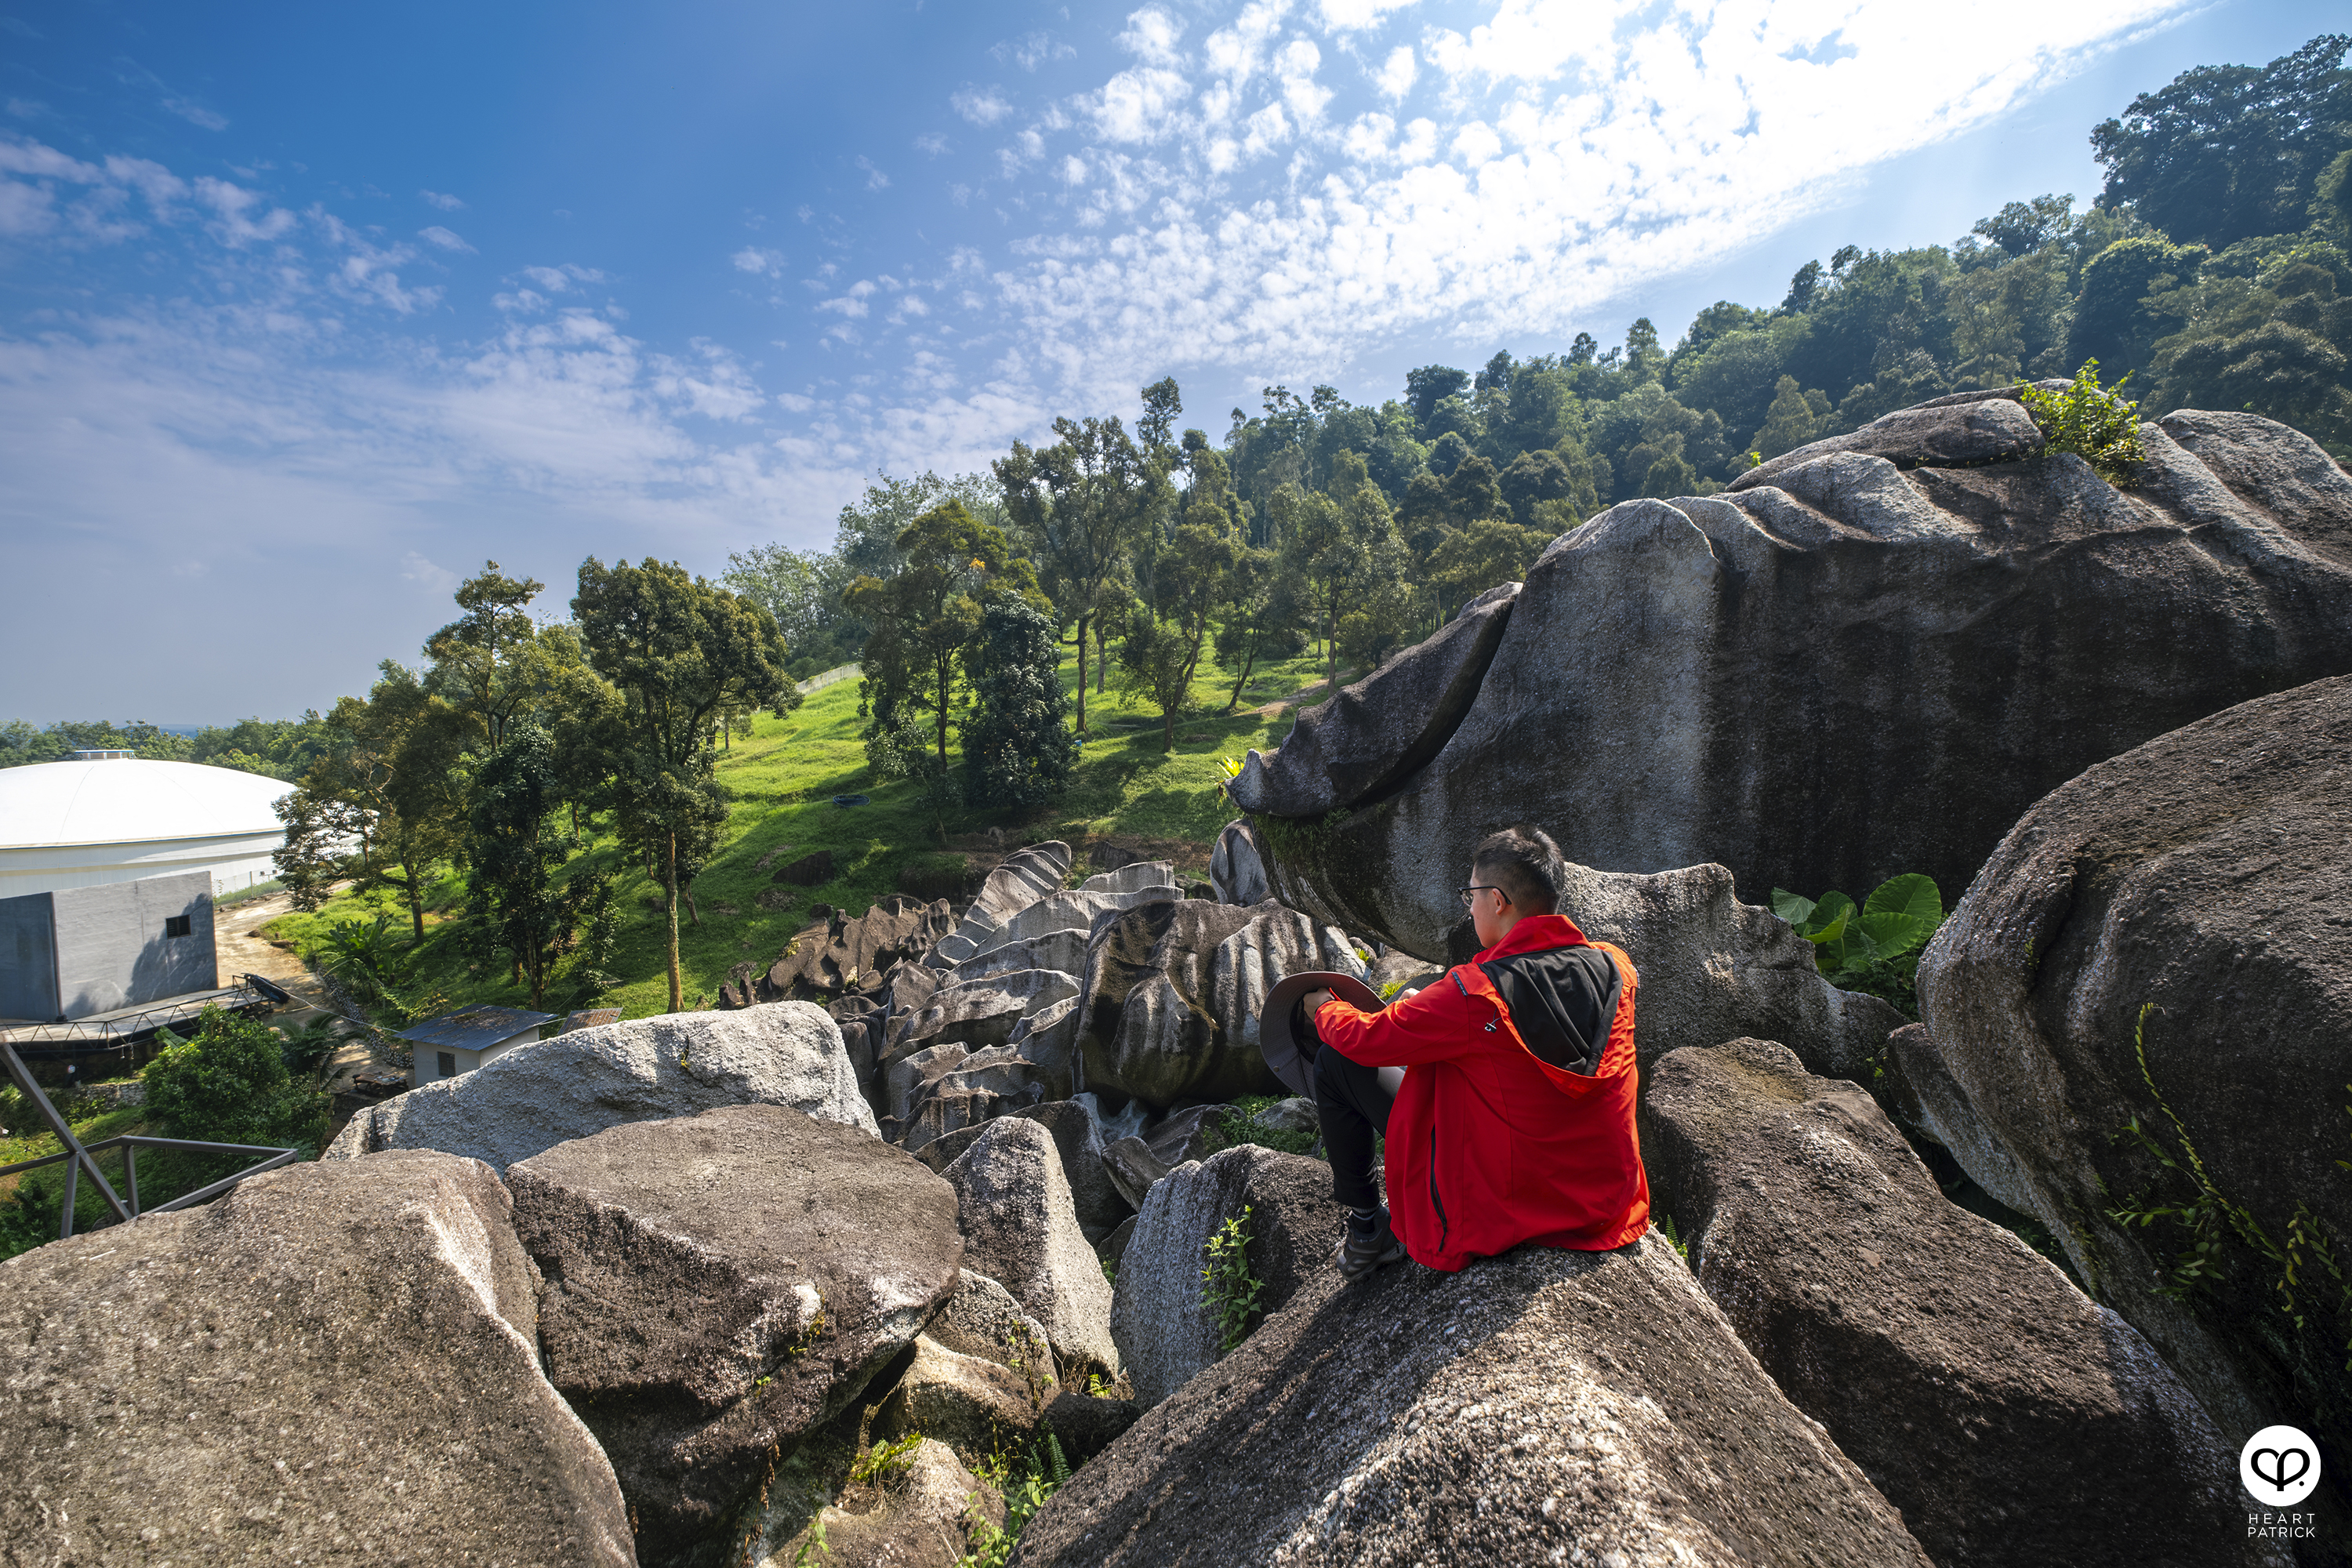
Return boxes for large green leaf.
[1864,873,1941,928]
[1854,909,1933,960]
[1805,891,1856,941]
[1770,887,1818,930]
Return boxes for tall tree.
[994,416,1160,735]
[463,720,601,1009]
[963,597,1081,807]
[288,663,470,940]
[846,500,1037,775]
[1119,500,1241,750]
[423,562,563,751]
[2092,34,2352,251]
[573,557,797,1012]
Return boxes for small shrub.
[1202,1206,1266,1352]
[147,1006,327,1152]
[1770,873,1944,1019]
[956,1435,1069,1568]
[1203,1095,1321,1161]
[848,1431,924,1487]
[2018,360,2144,485]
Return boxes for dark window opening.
[163,915,192,939]
[437,1051,458,1079]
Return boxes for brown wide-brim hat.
[1259,970,1385,1098]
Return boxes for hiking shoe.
[1334,1207,1406,1283]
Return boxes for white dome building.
[0,757,296,898]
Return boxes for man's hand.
[1302,988,1335,1017]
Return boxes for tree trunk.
[1095,619,1110,693]
[402,855,426,946]
[936,652,954,771]
[1163,710,1175,750]
[1226,637,1260,713]
[684,884,700,928]
[1324,593,1338,694]
[1073,613,1089,735]
[665,831,684,1013]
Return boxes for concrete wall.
[50,872,216,1018]
[0,891,58,1021]
[407,1027,540,1087]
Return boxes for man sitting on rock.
[1298,824,1650,1279]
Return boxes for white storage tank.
[0,757,296,898]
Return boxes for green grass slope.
[265,646,1343,1023]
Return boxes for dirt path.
[212,890,376,1090]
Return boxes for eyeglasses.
[1457,884,1509,910]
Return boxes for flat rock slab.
[326,1000,876,1171]
[0,1152,633,1566]
[1015,1235,1930,1567]
[507,1103,964,1563]
[1918,672,2352,1507]
[1727,395,2042,491]
[1110,1145,1337,1408]
[1642,1038,2262,1568]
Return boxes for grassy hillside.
[262,645,1342,1023]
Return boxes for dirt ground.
[212,889,376,1091]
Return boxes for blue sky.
[0,0,2338,723]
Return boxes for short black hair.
[1471,824,1564,914]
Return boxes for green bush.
[1771,873,1945,1019]
[2018,360,2144,485]
[147,1006,328,1152]
[1202,1206,1267,1352]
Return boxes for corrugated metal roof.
[397,1004,555,1050]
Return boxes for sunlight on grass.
[264,644,1343,1021]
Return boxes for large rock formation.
[0,1152,633,1566]
[749,1437,1000,1568]
[1207,818,1269,906]
[325,1000,876,1171]
[1015,1234,1931,1566]
[734,897,958,1003]
[917,1098,1132,1243]
[926,841,1073,967]
[1109,1145,1335,1408]
[1076,898,1264,1104]
[1228,581,1519,818]
[1726,385,2053,492]
[1247,403,2352,957]
[1918,673,2352,1516]
[1642,1037,2260,1568]
[941,1117,1120,1377]
[505,1103,964,1564]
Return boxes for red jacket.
[1314,913,1648,1272]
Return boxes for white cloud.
[1374,44,1416,99]
[402,552,459,592]
[1094,67,1192,143]
[995,31,1077,71]
[915,132,949,155]
[857,156,890,191]
[1119,8,1184,67]
[732,245,786,275]
[420,189,465,210]
[160,96,228,131]
[1316,0,1417,28]
[419,225,474,252]
[953,87,1014,125]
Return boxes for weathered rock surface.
[942,1117,1120,1377]
[1110,1145,1336,1408]
[1201,902,1368,1080]
[506,1104,963,1562]
[751,1437,999,1568]
[928,1268,1060,1385]
[326,1000,877,1171]
[1102,1104,1227,1209]
[1077,898,1266,1105]
[895,1047,1054,1152]
[1254,404,2352,957]
[1014,1233,1931,1566]
[916,1098,1132,1243]
[1642,1037,2260,1568]
[0,1152,633,1566]
[927,841,1073,967]
[751,897,957,1000]
[887,969,1079,1064]
[1208,818,1270,906]
[950,929,1089,987]
[873,1334,1050,1454]
[1728,393,2045,492]
[1079,860,1177,895]
[1229,580,1518,818]
[1918,673,2352,1508]
[1006,995,1082,1102]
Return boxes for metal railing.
[1,974,290,1061]
[2,1040,297,1240]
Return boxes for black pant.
[1314,1044,1395,1210]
